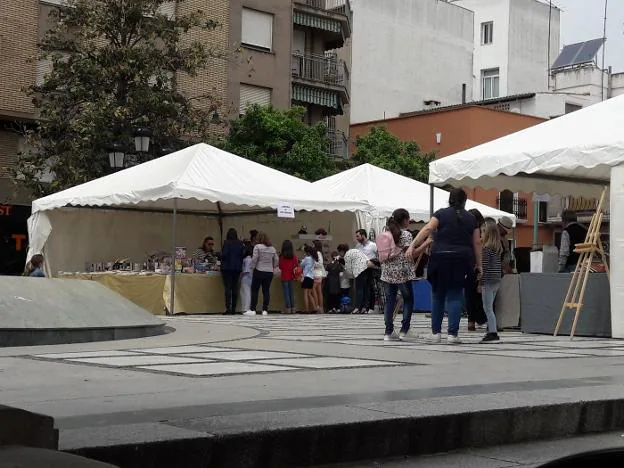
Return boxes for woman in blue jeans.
[407,188,482,344]
[380,209,417,341]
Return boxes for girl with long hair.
[480,218,503,342]
[301,245,318,313]
[279,240,298,314]
[312,240,326,313]
[380,208,416,341]
[466,209,487,330]
[407,188,482,344]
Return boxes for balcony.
[327,129,348,160]
[293,0,352,45]
[291,52,350,104]
[497,196,528,221]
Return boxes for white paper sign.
[277,202,295,219]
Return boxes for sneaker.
[384,332,400,341]
[262,310,269,316]
[243,310,256,316]
[424,333,441,343]
[351,308,360,315]
[447,335,462,344]
[481,332,500,343]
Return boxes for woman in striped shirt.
[480,218,503,343]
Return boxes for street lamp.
[107,142,126,170]
[134,127,152,154]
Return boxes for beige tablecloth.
[62,273,305,315]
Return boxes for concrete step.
[0,446,118,468]
[61,396,624,468]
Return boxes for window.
[239,84,271,115]
[481,68,500,99]
[538,201,548,224]
[481,21,494,45]
[498,190,528,220]
[242,8,273,51]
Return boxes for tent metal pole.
[532,201,539,250]
[429,184,434,218]
[169,199,178,316]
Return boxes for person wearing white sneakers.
[407,189,482,344]
[245,232,278,316]
[378,209,416,342]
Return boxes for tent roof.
[312,164,516,223]
[31,143,370,215]
[428,95,624,198]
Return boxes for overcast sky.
[556,0,624,72]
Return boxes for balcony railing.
[291,52,350,93]
[297,0,352,17]
[497,197,528,220]
[327,129,348,160]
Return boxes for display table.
[62,272,305,315]
[520,272,611,337]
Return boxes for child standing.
[325,251,344,313]
[301,245,317,313]
[239,244,253,313]
[480,218,503,343]
[279,240,298,314]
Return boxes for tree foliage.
[14,0,225,196]
[225,105,337,182]
[352,126,435,183]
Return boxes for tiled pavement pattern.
[30,315,624,378]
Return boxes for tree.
[352,126,435,183]
[225,105,337,181]
[14,0,225,196]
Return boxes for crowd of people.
[200,188,514,344]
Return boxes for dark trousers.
[221,270,241,313]
[355,268,375,311]
[465,271,487,325]
[328,293,341,310]
[251,270,273,312]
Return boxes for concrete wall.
[350,0,473,123]
[611,72,624,97]
[489,93,597,120]
[552,66,608,102]
[507,0,559,95]
[455,0,510,99]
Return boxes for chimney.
[462,84,467,104]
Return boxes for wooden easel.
[554,187,609,339]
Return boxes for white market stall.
[429,94,624,338]
[28,143,372,315]
[313,164,516,236]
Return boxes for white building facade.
[453,0,560,100]
[349,0,474,124]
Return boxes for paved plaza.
[3,314,624,465]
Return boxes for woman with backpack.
[378,208,416,341]
[407,188,482,344]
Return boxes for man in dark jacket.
[558,211,587,273]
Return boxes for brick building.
[350,103,554,249]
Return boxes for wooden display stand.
[554,187,609,339]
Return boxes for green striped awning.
[292,84,340,111]
[293,12,342,34]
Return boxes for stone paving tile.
[258,357,401,369]
[466,350,587,359]
[138,362,295,376]
[67,355,210,367]
[35,350,141,359]
[182,351,310,360]
[131,345,234,354]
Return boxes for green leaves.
[224,105,337,182]
[352,127,435,183]
[14,0,224,197]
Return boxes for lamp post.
[134,127,152,154]
[107,142,126,171]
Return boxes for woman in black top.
[407,188,482,344]
[221,228,245,314]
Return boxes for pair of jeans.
[432,285,463,337]
[355,268,374,311]
[282,280,295,309]
[482,281,501,333]
[384,282,414,335]
[250,270,273,312]
[221,270,241,313]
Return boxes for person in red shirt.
[279,240,299,314]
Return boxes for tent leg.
[169,199,178,316]
[429,184,434,218]
[532,201,539,249]
[217,201,224,246]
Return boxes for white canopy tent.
[28,143,372,313]
[313,164,516,235]
[427,95,624,338]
